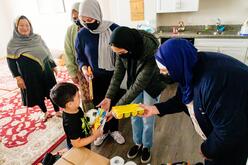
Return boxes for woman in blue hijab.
[141,38,248,165]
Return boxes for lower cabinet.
[194,38,248,64]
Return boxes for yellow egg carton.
[112,104,144,119]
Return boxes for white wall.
[101,0,156,28]
[0,1,13,58]
[157,0,248,26]
[0,0,79,57]
[1,0,247,57]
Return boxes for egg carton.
[112,104,144,119]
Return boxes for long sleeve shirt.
[75,23,118,77]
[64,24,79,78]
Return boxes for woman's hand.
[52,67,58,76]
[15,76,26,90]
[81,66,93,82]
[97,98,111,112]
[139,104,160,117]
[106,111,114,122]
[71,76,79,84]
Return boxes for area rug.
[0,65,71,165]
[0,60,18,92]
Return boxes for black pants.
[38,99,59,113]
[92,72,125,134]
[205,151,248,165]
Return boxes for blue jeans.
[131,91,159,149]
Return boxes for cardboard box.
[54,147,109,165]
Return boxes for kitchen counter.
[155,25,248,39]
[155,31,248,39]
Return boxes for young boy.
[50,82,102,149]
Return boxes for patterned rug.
[0,60,18,93]
[0,64,71,165]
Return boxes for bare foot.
[55,111,62,117]
[43,112,52,122]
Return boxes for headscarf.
[72,2,80,12]
[109,26,144,88]
[71,2,80,21]
[7,15,53,70]
[155,38,198,104]
[79,0,114,71]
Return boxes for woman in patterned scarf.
[7,15,62,121]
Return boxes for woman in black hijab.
[98,26,167,164]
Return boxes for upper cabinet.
[156,0,199,13]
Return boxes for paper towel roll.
[124,161,137,165]
[110,156,125,165]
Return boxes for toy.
[85,108,107,131]
[112,104,144,119]
[93,108,107,131]
[85,109,98,126]
[88,66,93,100]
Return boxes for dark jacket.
[155,52,248,165]
[106,30,167,105]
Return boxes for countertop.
[155,25,248,39]
[155,31,248,39]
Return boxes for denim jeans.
[131,91,159,149]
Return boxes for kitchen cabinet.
[156,0,199,13]
[195,38,248,64]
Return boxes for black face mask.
[74,19,83,28]
[118,51,132,59]
[85,21,100,31]
[159,73,175,84]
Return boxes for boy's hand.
[92,127,103,139]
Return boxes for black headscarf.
[109,26,144,88]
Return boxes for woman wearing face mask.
[140,38,248,165]
[98,26,168,164]
[7,15,61,121]
[75,0,125,146]
[64,2,93,112]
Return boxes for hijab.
[109,26,144,88]
[71,2,82,28]
[7,15,53,69]
[155,38,198,104]
[79,0,114,71]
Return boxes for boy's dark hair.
[50,82,79,108]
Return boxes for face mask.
[159,73,175,84]
[85,21,100,31]
[74,19,83,28]
[118,51,131,59]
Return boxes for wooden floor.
[91,84,204,165]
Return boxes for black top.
[7,56,57,107]
[62,107,91,149]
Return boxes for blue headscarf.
[155,38,198,104]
